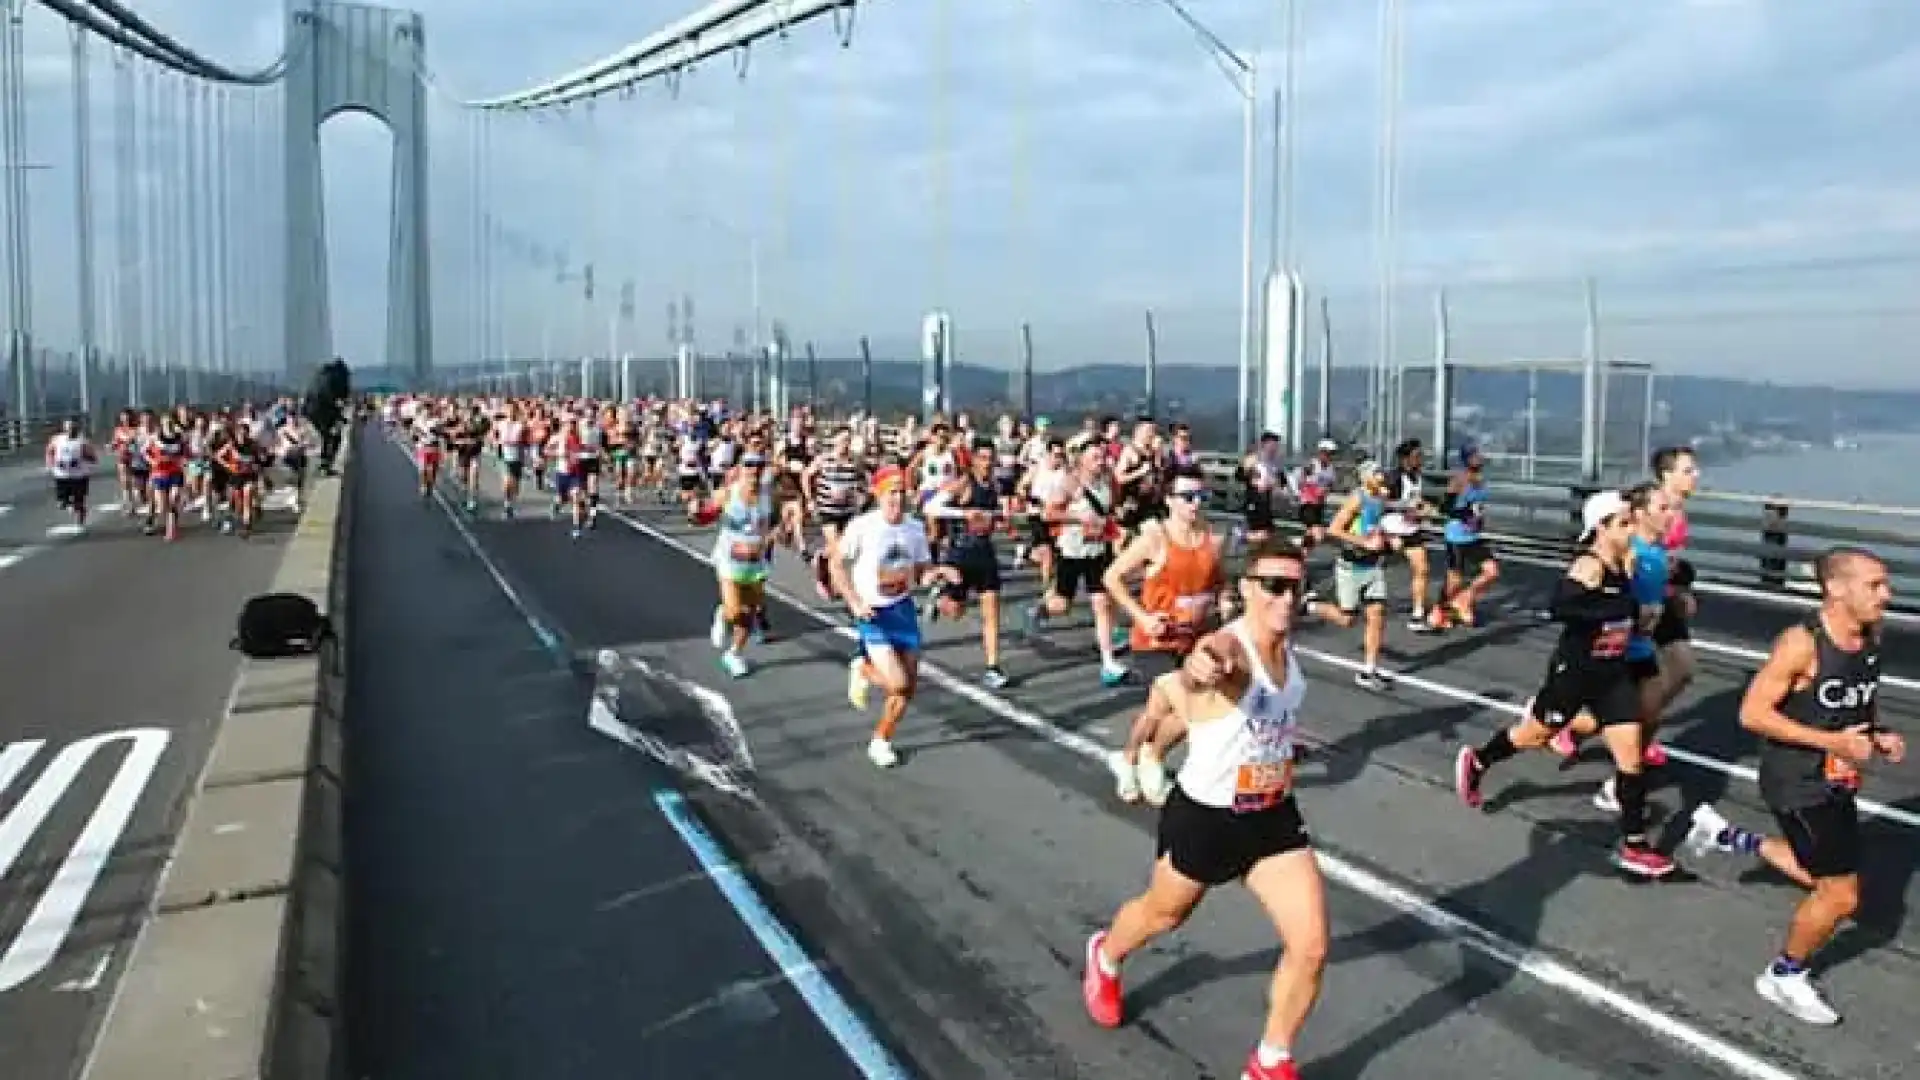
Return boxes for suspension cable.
[33,0,298,83]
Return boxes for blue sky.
[11,0,1920,386]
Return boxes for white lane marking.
[45,524,85,540]
[56,950,114,993]
[602,508,1804,1080]
[0,546,37,573]
[0,504,11,518]
[0,728,171,992]
[1291,646,1920,832]
[1688,634,1919,693]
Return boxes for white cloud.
[3,0,1917,387]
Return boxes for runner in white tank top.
[1081,538,1328,1080]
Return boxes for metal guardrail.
[0,416,57,462]
[851,422,1920,615]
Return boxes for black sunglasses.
[1245,573,1305,597]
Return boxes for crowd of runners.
[383,391,1902,1080]
[40,402,318,541]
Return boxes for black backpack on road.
[233,593,332,658]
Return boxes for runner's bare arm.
[1738,626,1832,751]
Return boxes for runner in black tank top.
[1683,547,1902,1027]
[1453,490,1676,878]
[926,441,1009,687]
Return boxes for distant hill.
[399,353,1920,455]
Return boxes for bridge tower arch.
[283,1,433,386]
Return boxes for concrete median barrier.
[85,438,353,1080]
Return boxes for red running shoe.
[1082,931,1123,1029]
[1241,1048,1302,1080]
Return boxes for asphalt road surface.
[344,432,1920,1080]
[0,475,298,1079]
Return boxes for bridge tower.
[282,1,433,385]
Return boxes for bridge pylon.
[283,1,434,386]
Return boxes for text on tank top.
[1761,616,1879,807]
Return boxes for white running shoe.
[1686,802,1731,858]
[1754,967,1840,1026]
[867,738,898,769]
[847,658,870,711]
[1108,751,1141,803]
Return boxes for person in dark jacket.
[305,357,352,472]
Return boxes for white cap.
[1580,489,1628,541]
[1355,459,1383,483]
[1317,438,1338,452]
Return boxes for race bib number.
[1824,754,1862,792]
[1637,603,1665,635]
[729,540,762,563]
[1592,619,1630,660]
[876,565,912,598]
[1232,760,1294,814]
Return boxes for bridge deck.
[0,468,299,1079]
[346,433,1920,1080]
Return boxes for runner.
[1388,439,1435,629]
[1550,482,1676,784]
[492,403,530,518]
[44,419,96,531]
[804,428,868,600]
[1025,440,1129,686]
[450,402,490,513]
[1428,442,1500,629]
[1687,546,1902,1027]
[1103,465,1230,805]
[1081,538,1325,1080]
[1289,438,1337,552]
[1644,445,1702,760]
[833,464,941,769]
[923,439,1011,688]
[1452,489,1676,877]
[1239,433,1285,546]
[1320,460,1402,689]
[708,452,775,678]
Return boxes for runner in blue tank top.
[1428,443,1501,630]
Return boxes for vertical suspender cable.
[932,0,951,322]
[182,78,201,397]
[71,22,96,417]
[1013,0,1032,414]
[212,85,230,377]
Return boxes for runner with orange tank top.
[1103,465,1232,805]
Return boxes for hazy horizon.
[6,0,1918,390]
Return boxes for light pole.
[1140,0,1257,450]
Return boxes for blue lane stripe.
[652,789,914,1080]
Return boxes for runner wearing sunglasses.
[1082,538,1326,1080]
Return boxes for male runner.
[1687,546,1902,1026]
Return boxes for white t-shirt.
[48,435,90,479]
[838,510,932,609]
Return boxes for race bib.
[964,509,995,536]
[876,565,911,598]
[1592,619,1630,659]
[729,540,762,563]
[1823,754,1862,792]
[1232,760,1294,814]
